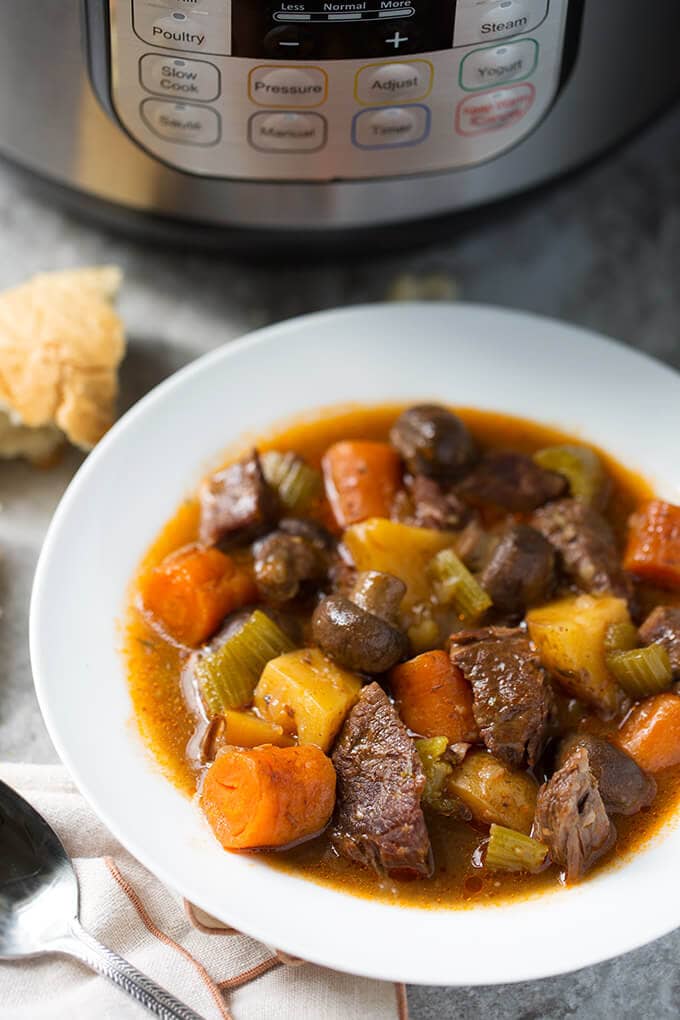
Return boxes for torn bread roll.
[0,266,126,461]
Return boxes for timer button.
[352,104,431,150]
[141,98,221,145]
[249,66,328,108]
[454,0,548,47]
[248,112,328,153]
[356,61,433,106]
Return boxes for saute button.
[352,105,430,150]
[248,112,327,153]
[141,99,221,145]
[248,66,328,108]
[355,61,433,106]
[140,55,221,101]
[455,83,535,135]
[460,39,538,91]
[454,0,547,47]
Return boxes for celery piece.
[533,444,604,505]
[407,615,440,653]
[429,547,492,620]
[195,610,295,714]
[604,621,639,655]
[416,737,462,816]
[261,450,322,512]
[606,643,672,699]
[485,824,548,873]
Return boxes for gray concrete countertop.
[2,104,680,1019]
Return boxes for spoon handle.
[53,919,209,1020]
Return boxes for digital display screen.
[232,1,457,59]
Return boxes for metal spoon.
[0,779,207,1019]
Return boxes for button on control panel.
[140,54,221,101]
[248,111,327,152]
[355,61,433,106]
[140,98,221,145]
[106,0,573,181]
[352,104,431,150]
[248,65,328,107]
[460,39,538,90]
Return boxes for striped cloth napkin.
[0,764,408,1020]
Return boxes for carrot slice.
[624,500,680,590]
[619,692,680,772]
[390,650,478,744]
[140,544,257,647]
[200,744,336,850]
[322,440,401,528]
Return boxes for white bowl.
[31,304,680,986]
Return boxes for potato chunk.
[343,518,455,618]
[527,594,628,714]
[447,749,538,834]
[254,648,362,752]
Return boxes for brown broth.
[124,405,680,907]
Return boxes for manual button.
[140,55,220,101]
[141,99,221,145]
[355,61,433,106]
[248,112,328,153]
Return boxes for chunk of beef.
[331,682,432,879]
[639,606,680,676]
[390,404,477,480]
[457,452,567,513]
[555,734,656,816]
[531,498,632,600]
[449,627,553,768]
[477,524,556,615]
[253,519,333,602]
[199,450,277,547]
[393,474,471,530]
[534,746,614,882]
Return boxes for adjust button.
[355,61,433,106]
[248,66,328,108]
[460,39,538,91]
[454,0,548,47]
[140,55,220,101]
[141,99,221,145]
[352,104,431,150]
[248,112,327,153]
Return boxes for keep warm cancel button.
[455,83,535,136]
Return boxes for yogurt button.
[356,61,433,106]
[460,39,538,90]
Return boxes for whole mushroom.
[312,570,408,674]
[390,404,477,480]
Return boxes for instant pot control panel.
[91,0,576,181]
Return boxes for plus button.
[385,31,409,50]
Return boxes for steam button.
[141,99,221,145]
[454,0,548,47]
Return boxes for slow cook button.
[460,39,538,91]
[455,83,535,135]
[355,61,433,106]
[141,99,221,145]
[352,104,430,150]
[248,66,328,108]
[248,112,327,153]
[140,54,220,101]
